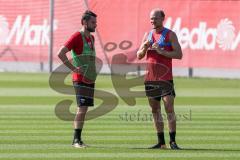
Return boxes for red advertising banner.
[0,1,49,62]
[0,0,239,69]
[0,0,106,64]
[89,0,240,68]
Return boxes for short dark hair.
[81,10,97,25]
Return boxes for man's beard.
[87,27,95,32]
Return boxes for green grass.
[0,72,240,160]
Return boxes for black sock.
[169,131,176,143]
[157,132,165,145]
[73,129,82,141]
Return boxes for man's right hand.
[137,33,151,60]
[143,40,151,49]
[73,67,83,74]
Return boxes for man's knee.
[76,107,88,114]
[151,107,160,114]
[165,106,174,113]
[163,96,174,113]
[150,103,160,114]
[148,99,160,113]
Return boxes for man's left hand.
[151,42,164,55]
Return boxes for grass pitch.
[0,73,240,160]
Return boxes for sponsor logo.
[0,15,58,46]
[165,17,240,51]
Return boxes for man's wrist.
[157,48,166,56]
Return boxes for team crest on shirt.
[80,98,86,103]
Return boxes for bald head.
[149,8,165,30]
[150,9,165,19]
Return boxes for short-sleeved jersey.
[64,31,95,83]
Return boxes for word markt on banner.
[0,15,58,46]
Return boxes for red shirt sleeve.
[64,32,95,83]
[64,32,83,55]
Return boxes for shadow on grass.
[182,148,240,152]
[89,145,240,152]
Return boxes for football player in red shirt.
[137,8,183,149]
[58,10,97,148]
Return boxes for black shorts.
[73,81,95,107]
[144,80,176,101]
